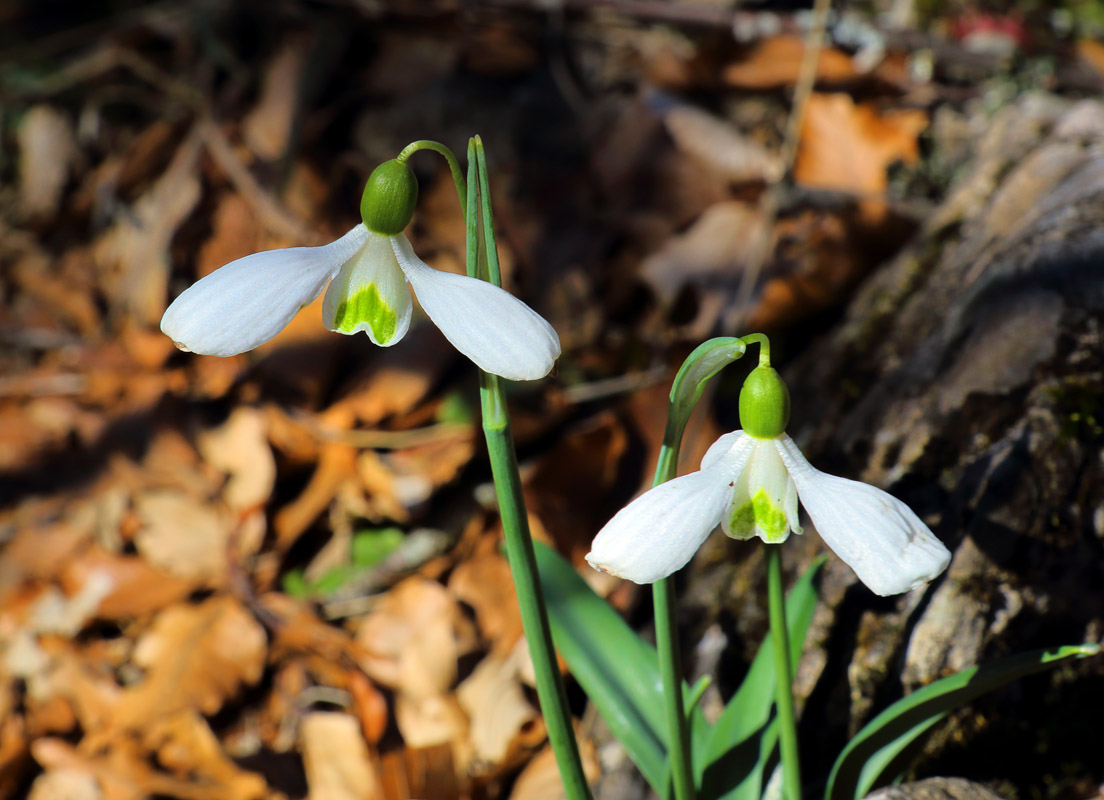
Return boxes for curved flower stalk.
[587,360,952,597]
[161,159,560,381]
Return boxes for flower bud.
[360,160,418,235]
[739,365,790,439]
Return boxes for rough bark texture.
[687,94,1104,798]
[867,778,1007,800]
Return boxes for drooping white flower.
[586,365,952,596]
[160,160,560,381]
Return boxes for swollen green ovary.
[729,488,789,543]
[333,284,397,342]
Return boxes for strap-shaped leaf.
[827,643,1101,800]
[700,557,824,800]
[534,540,671,793]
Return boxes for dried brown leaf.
[197,407,276,512]
[455,648,536,769]
[794,93,927,199]
[17,105,76,220]
[274,441,357,551]
[664,105,780,182]
[60,547,197,620]
[92,130,202,325]
[243,37,309,162]
[132,491,229,583]
[448,550,522,655]
[27,767,104,800]
[355,578,469,697]
[300,712,384,800]
[723,35,857,89]
[115,596,266,728]
[145,711,269,800]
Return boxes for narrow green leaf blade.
[534,540,670,793]
[700,556,825,800]
[827,643,1101,800]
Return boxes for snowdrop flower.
[160,159,560,381]
[587,365,951,596]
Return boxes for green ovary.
[333,284,397,342]
[729,489,789,543]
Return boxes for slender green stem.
[651,438,696,800]
[468,137,591,799]
[397,139,466,212]
[739,332,772,366]
[767,546,802,800]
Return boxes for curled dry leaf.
[394,692,469,751]
[638,201,764,334]
[794,93,927,199]
[300,712,384,800]
[145,711,269,800]
[355,577,472,697]
[27,767,104,800]
[456,647,537,769]
[356,578,475,749]
[510,738,599,800]
[274,441,358,552]
[17,105,76,220]
[92,130,203,325]
[663,104,781,183]
[31,734,266,800]
[723,35,858,89]
[448,550,522,655]
[115,596,266,728]
[242,36,309,162]
[60,547,196,620]
[132,490,230,583]
[197,406,277,513]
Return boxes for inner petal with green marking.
[322,231,413,347]
[332,283,397,342]
[728,488,790,543]
[722,437,799,544]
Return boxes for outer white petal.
[586,469,732,584]
[586,435,755,584]
[774,434,952,596]
[161,225,369,357]
[391,235,561,381]
[322,232,412,346]
[701,430,752,470]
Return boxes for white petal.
[701,430,752,470]
[775,435,951,596]
[161,225,369,357]
[391,235,561,381]
[323,232,412,346]
[586,467,733,584]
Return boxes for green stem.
[397,139,466,212]
[468,137,592,799]
[651,437,696,800]
[739,332,772,366]
[767,546,802,800]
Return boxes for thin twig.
[729,0,833,328]
[198,118,323,245]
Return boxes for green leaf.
[351,526,404,567]
[700,556,824,800]
[436,391,476,425]
[534,540,671,794]
[827,643,1101,800]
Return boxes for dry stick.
[729,0,833,327]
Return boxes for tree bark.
[693,94,1104,795]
